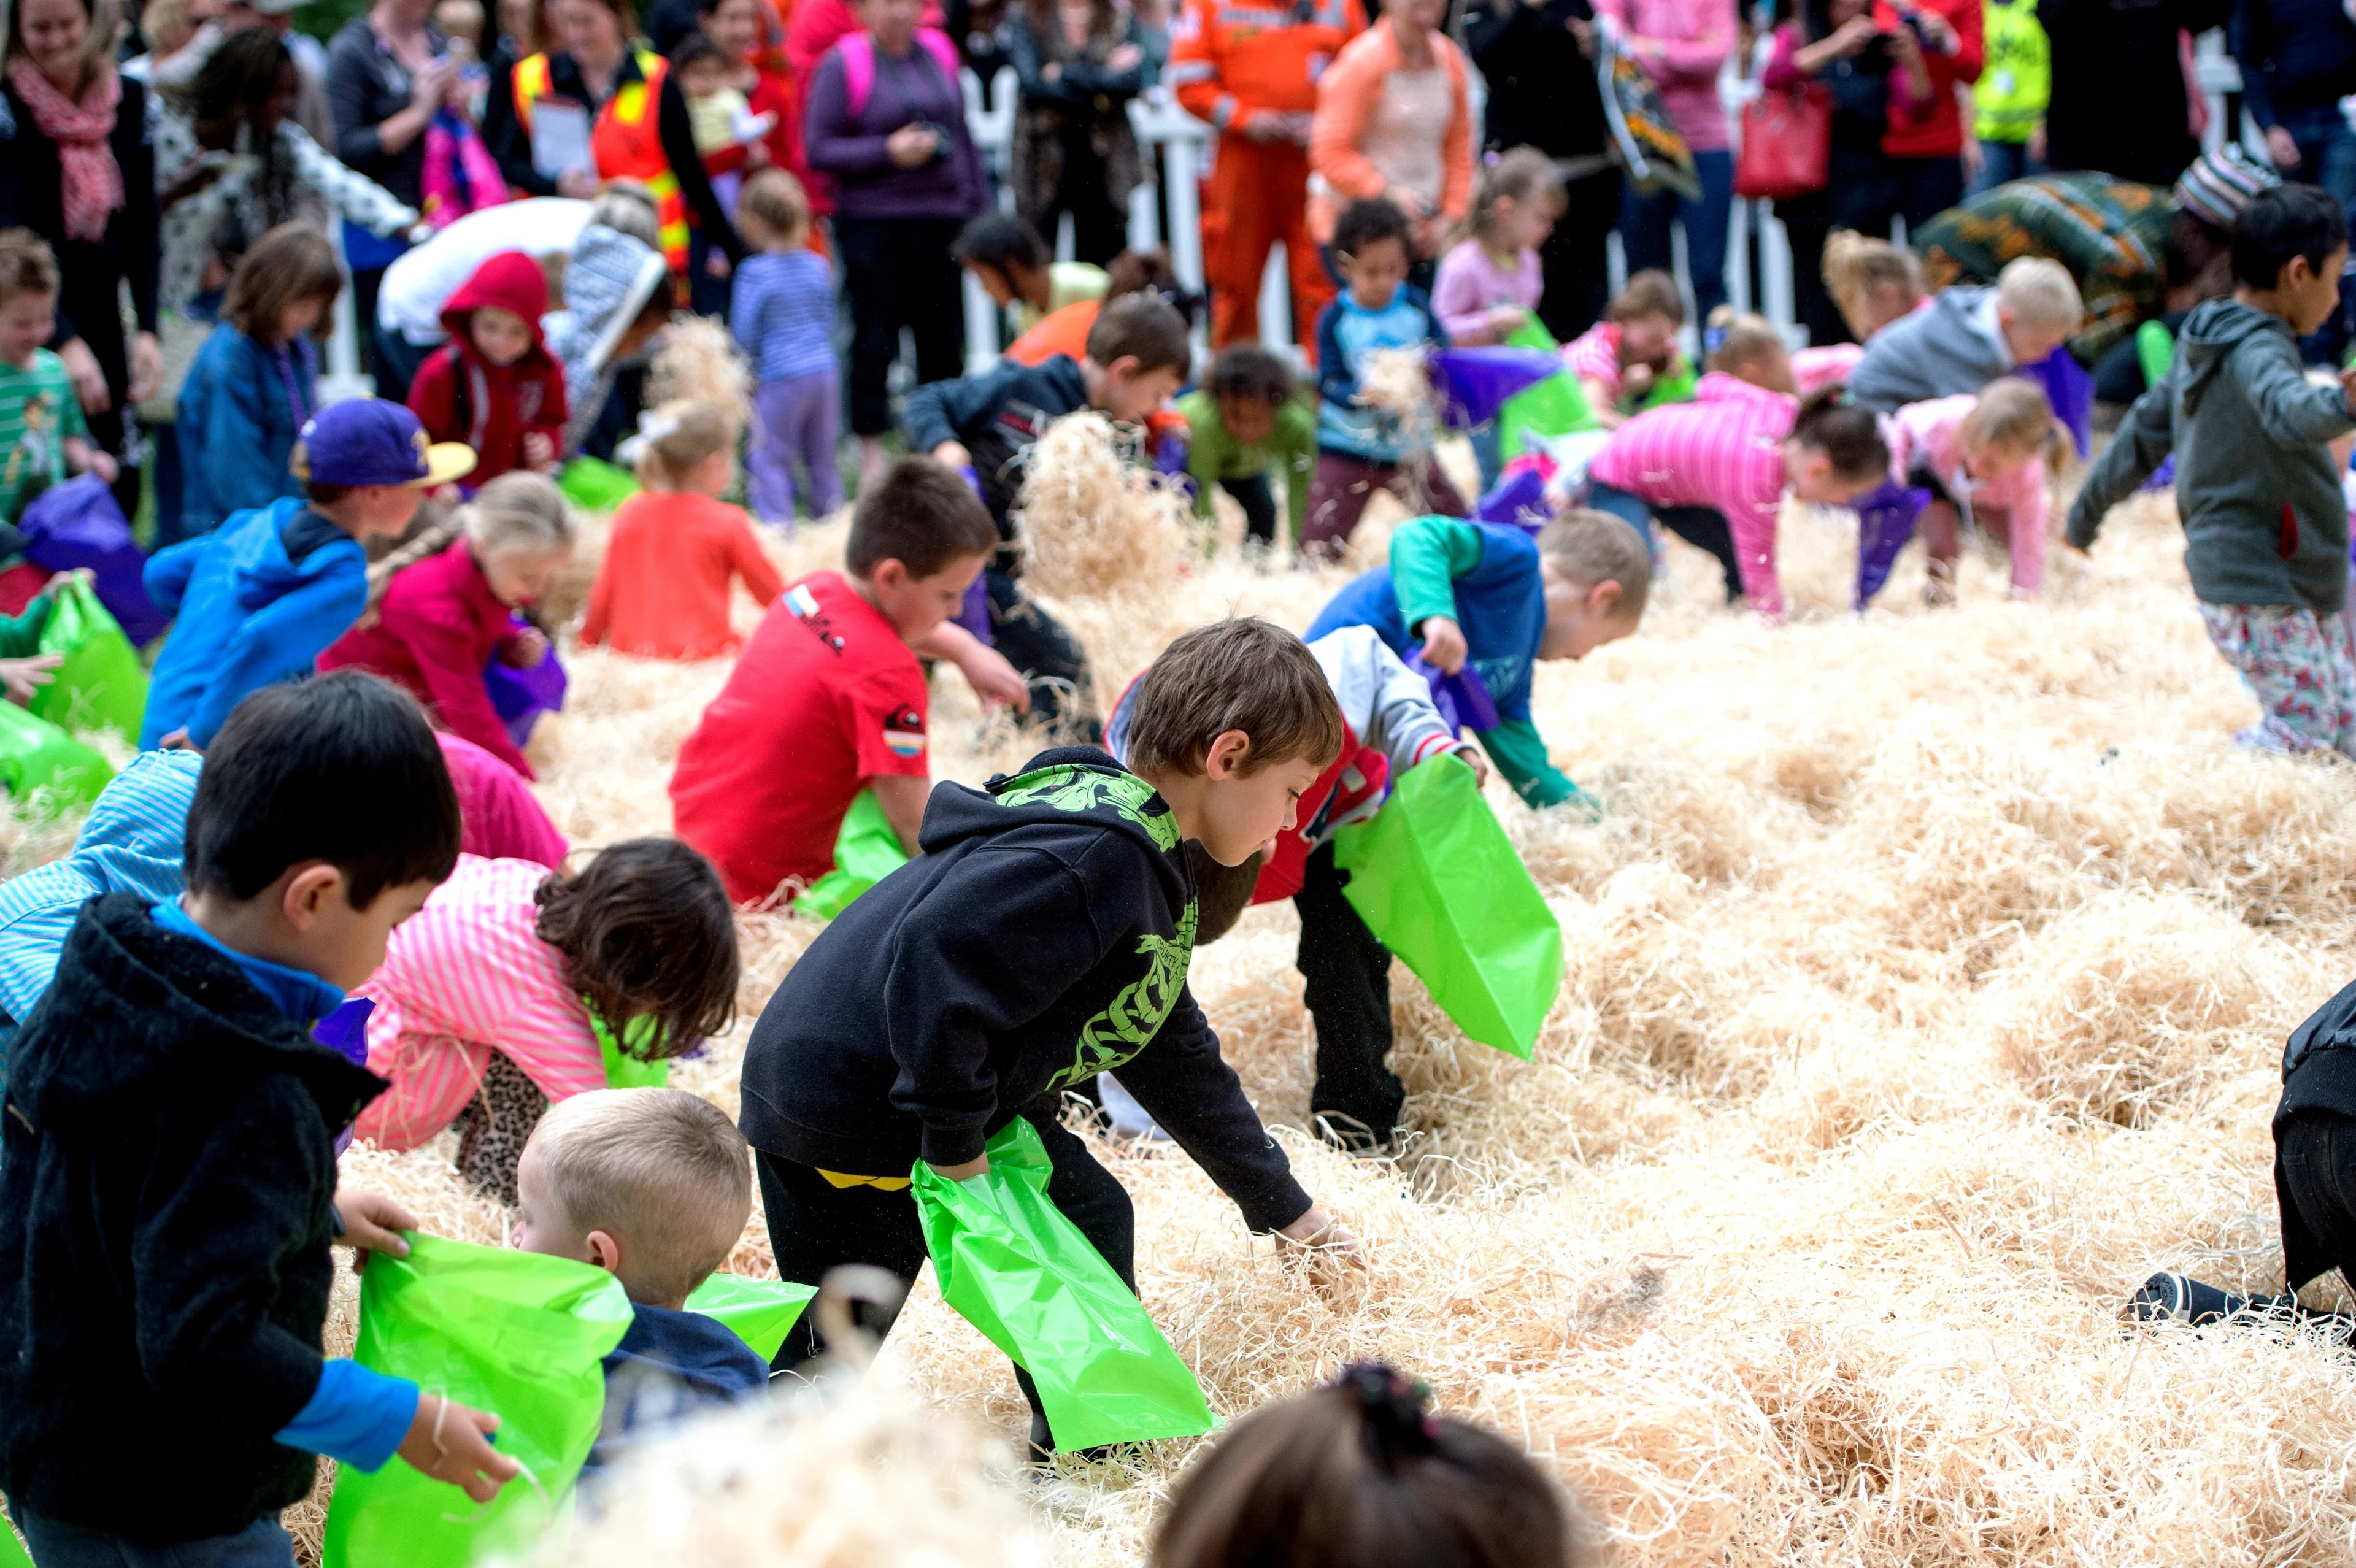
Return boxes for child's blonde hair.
[141,0,200,59]
[1469,147,1562,252]
[1607,269,1684,326]
[737,168,811,250]
[1962,377,2074,477]
[433,0,485,43]
[1820,229,1923,339]
[1707,309,1785,381]
[632,399,737,489]
[1994,256,2082,334]
[1538,509,1651,621]
[528,1087,751,1305]
[465,469,574,556]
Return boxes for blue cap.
[290,399,477,490]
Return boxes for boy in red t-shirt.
[668,458,999,905]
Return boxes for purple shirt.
[801,39,987,220]
[1431,241,1544,344]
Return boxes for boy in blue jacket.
[141,399,474,751]
[1304,510,1650,812]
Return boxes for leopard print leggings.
[451,1052,550,1206]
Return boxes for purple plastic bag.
[2019,347,2092,461]
[1853,478,1930,607]
[1474,466,1550,532]
[2142,453,2176,492]
[1404,650,1501,733]
[1430,348,1567,430]
[483,616,568,748]
[953,572,995,645]
[314,996,376,1155]
[16,476,166,645]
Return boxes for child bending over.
[320,470,574,777]
[2069,183,2356,758]
[1006,246,1189,368]
[730,169,842,524]
[1790,232,1930,393]
[1848,255,2081,412]
[0,673,514,1562]
[510,1087,769,1467]
[952,210,1107,339]
[1887,378,2068,604]
[353,838,741,1204]
[1179,344,1315,549]
[583,402,784,659]
[0,230,116,523]
[739,617,1363,1456]
[671,458,998,904]
[1585,381,1890,621]
[406,248,569,485]
[1562,269,1690,429]
[143,399,476,750]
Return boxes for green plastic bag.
[1332,753,1563,1059]
[558,456,641,513]
[1496,321,1595,461]
[0,1515,31,1568]
[913,1118,1218,1450]
[1637,357,1698,412]
[322,1234,634,1568]
[791,788,910,919]
[592,1011,669,1088]
[685,1272,816,1361]
[30,580,147,743]
[0,699,110,810]
[2138,318,2176,388]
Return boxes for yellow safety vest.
[1974,0,2049,144]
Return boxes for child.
[728,169,842,523]
[177,225,345,540]
[673,31,773,218]
[1847,255,2082,412]
[142,399,477,750]
[1306,511,1647,818]
[582,401,785,658]
[543,223,674,458]
[319,471,574,777]
[0,672,515,1561]
[1179,344,1316,549]
[406,249,570,485]
[1885,378,2066,604]
[1562,269,1690,430]
[1788,233,1931,394]
[1151,1364,1588,1568]
[1006,246,1188,368]
[669,457,997,904]
[1707,312,1798,395]
[1308,198,1465,558]
[353,838,741,1204]
[510,1087,770,1466]
[1431,148,1559,348]
[2068,183,2356,758]
[952,209,1109,338]
[737,616,1360,1456]
[906,294,1192,728]
[0,230,115,523]
[1585,383,1892,622]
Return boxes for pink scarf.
[6,60,123,244]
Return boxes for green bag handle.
[323,1234,634,1568]
[912,1119,1218,1450]
[791,788,911,920]
[0,698,110,812]
[2136,318,2176,390]
[1331,753,1563,1059]
[591,1009,669,1089]
[31,579,148,745]
[684,1272,817,1362]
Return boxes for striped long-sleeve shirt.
[351,855,603,1150]
[728,248,838,384]
[1586,371,1798,618]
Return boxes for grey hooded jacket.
[2066,297,2355,612]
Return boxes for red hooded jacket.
[406,250,569,487]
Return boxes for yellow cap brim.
[414,442,478,486]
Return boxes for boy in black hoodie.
[902,294,1191,734]
[740,617,1358,1456]
[0,673,517,1564]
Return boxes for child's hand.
[0,654,62,705]
[928,1155,990,1180]
[931,440,972,470]
[42,569,90,597]
[398,1393,518,1502]
[501,628,550,668]
[1416,615,1468,675]
[1277,1204,1365,1296]
[1485,304,1527,337]
[705,250,732,280]
[1623,363,1656,398]
[957,640,1032,712]
[64,439,118,484]
[332,1186,417,1268]
[522,431,556,471]
[1452,743,1488,787]
[158,726,196,751]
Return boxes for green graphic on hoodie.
[992,764,1180,851]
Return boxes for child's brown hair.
[1961,377,2074,478]
[1151,1364,1588,1568]
[1207,343,1295,408]
[1820,229,1923,339]
[1707,309,1786,382]
[736,167,811,250]
[845,455,998,578]
[1085,294,1191,375]
[1122,618,1345,778]
[0,228,59,311]
[1539,509,1651,622]
[222,224,342,345]
[1789,385,1890,482]
[632,399,737,490]
[533,837,740,1064]
[1469,146,1563,253]
[1607,268,1684,327]
[528,1087,750,1305]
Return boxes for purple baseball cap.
[289,399,476,490]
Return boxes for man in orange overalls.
[1169,0,1363,355]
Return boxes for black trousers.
[1222,472,1277,547]
[1586,480,1744,605]
[1774,150,1901,348]
[985,566,1101,739]
[756,1106,1136,1439]
[2277,1110,2356,1296]
[1536,167,1623,344]
[835,213,968,437]
[1295,840,1403,1148]
[1017,130,1130,269]
[1888,154,1965,234]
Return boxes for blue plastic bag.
[484,616,567,747]
[1430,348,1569,430]
[17,476,166,645]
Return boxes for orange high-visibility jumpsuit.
[1168,0,1364,354]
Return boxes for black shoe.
[1026,1409,1054,1466]
[2123,1270,2249,1326]
[1312,1112,1396,1158]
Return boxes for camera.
[907,120,952,159]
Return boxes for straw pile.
[20,455,2356,1564]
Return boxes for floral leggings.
[2198,602,2356,758]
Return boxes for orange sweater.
[1169,0,1365,129]
[580,491,785,659]
[1306,18,1472,245]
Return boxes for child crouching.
[1887,378,2069,604]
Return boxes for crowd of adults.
[1,0,2352,510]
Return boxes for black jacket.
[737,748,1312,1232]
[902,353,1090,550]
[2038,0,2232,185]
[0,894,388,1540]
[1465,0,1608,161]
[0,76,160,362]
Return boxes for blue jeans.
[1585,478,1742,602]
[1619,147,1733,325]
[1972,138,2041,196]
[16,1511,296,1568]
[2271,101,2356,363]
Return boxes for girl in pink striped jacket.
[350,838,742,1202]
[1884,380,2067,603]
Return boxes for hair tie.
[636,409,681,444]
[1336,1363,1439,1458]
